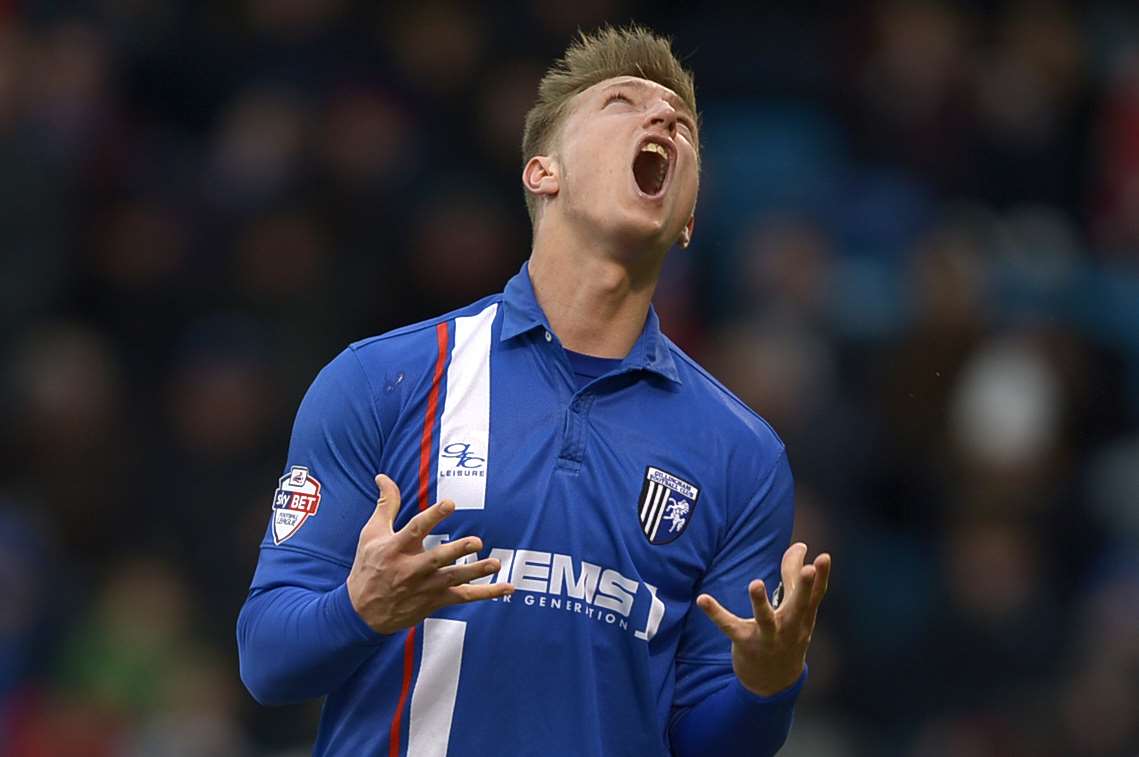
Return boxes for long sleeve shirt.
[238,263,804,756]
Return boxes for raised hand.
[696,542,831,696]
[346,474,513,634]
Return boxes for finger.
[805,553,832,624]
[398,499,455,545]
[784,562,817,621]
[434,558,501,586]
[419,536,484,570]
[369,474,401,534]
[780,542,808,595]
[696,593,746,640]
[748,580,777,633]
[443,582,515,605]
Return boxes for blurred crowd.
[1,1,1137,756]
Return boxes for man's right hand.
[346,474,513,634]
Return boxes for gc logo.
[441,442,485,469]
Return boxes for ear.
[522,155,559,200]
[679,214,695,249]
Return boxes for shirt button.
[544,331,552,342]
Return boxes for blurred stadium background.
[1,1,1138,755]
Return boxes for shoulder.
[304,294,503,446]
[346,294,503,377]
[663,335,786,470]
[662,337,794,530]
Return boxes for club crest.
[637,466,700,545]
[271,465,322,545]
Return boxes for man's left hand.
[696,542,831,697]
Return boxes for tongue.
[633,151,666,195]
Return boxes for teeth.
[641,142,668,158]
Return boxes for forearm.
[237,582,383,705]
[669,668,806,757]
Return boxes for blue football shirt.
[238,263,801,756]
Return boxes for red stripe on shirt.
[418,322,450,512]
[390,320,450,757]
[389,625,418,757]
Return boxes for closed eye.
[604,92,633,107]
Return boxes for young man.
[238,25,831,756]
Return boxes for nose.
[643,99,678,136]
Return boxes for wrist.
[332,583,386,643]
[736,664,808,702]
[739,662,806,698]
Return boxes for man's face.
[543,75,699,252]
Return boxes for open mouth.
[632,139,672,198]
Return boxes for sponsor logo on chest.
[438,541,666,643]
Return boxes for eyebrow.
[601,80,697,125]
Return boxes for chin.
[617,197,683,243]
[603,210,680,255]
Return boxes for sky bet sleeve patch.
[272,466,323,545]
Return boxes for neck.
[528,218,667,359]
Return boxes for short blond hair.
[521,24,698,225]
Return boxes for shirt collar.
[500,261,682,385]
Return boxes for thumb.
[368,474,401,534]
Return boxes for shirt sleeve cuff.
[732,664,808,707]
[329,582,386,645]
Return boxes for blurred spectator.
[1057,567,1139,756]
[316,88,416,193]
[4,323,136,562]
[406,188,524,309]
[854,0,974,189]
[206,86,310,212]
[0,504,55,704]
[949,334,1063,492]
[971,1,1089,210]
[5,558,197,756]
[379,1,487,96]
[1094,45,1139,260]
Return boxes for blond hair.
[521,24,698,225]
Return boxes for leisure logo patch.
[637,467,699,545]
[271,466,322,545]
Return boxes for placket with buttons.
[539,328,598,475]
[556,390,596,474]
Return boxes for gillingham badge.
[637,466,700,545]
[271,465,322,545]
